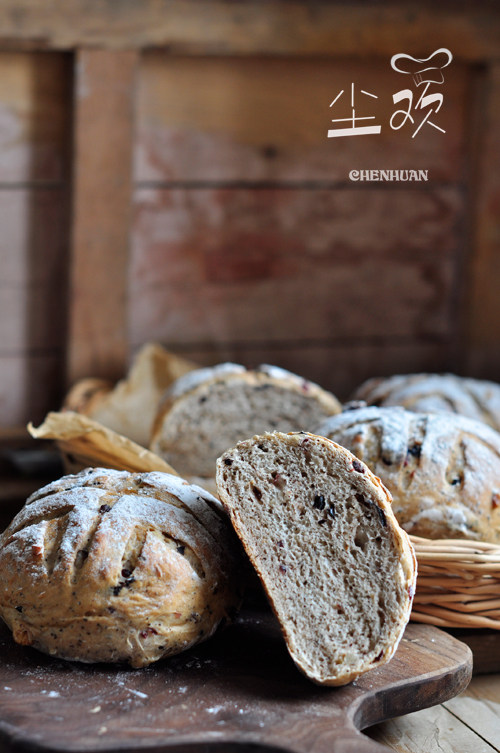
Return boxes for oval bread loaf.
[216,431,416,686]
[0,468,243,667]
[316,406,500,542]
[352,373,500,432]
[150,363,341,478]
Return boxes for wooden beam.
[464,63,500,379]
[66,49,137,386]
[0,2,497,60]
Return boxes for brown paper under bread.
[28,411,178,476]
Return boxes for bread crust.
[216,431,416,686]
[63,378,114,415]
[316,406,500,543]
[0,468,243,667]
[352,373,500,433]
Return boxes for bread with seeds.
[216,431,416,686]
[316,406,500,542]
[150,363,341,478]
[352,373,500,432]
[0,468,243,666]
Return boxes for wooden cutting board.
[0,611,472,753]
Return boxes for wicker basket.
[410,536,500,629]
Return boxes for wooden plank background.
[0,5,498,425]
[66,49,137,387]
[129,54,469,399]
[0,52,70,427]
[0,1,497,61]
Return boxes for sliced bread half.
[150,364,341,478]
[216,431,416,686]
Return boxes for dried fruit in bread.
[216,431,416,686]
[0,468,243,666]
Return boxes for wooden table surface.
[0,669,496,753]
[367,673,500,752]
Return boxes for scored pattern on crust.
[352,373,500,431]
[0,468,243,667]
[316,406,500,542]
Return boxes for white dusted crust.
[316,406,500,543]
[165,363,246,401]
[0,469,243,667]
[352,373,500,432]
[216,432,416,687]
[151,363,341,477]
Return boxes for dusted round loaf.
[0,468,243,666]
[316,406,500,542]
[351,373,500,433]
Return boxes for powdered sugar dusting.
[316,406,500,541]
[353,373,500,432]
[165,363,245,401]
[0,467,241,667]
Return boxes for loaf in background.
[316,405,500,543]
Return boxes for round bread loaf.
[316,406,500,542]
[216,432,416,686]
[0,468,243,667]
[150,363,341,478]
[351,373,500,432]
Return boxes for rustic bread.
[316,406,500,543]
[150,363,341,478]
[352,373,500,432]
[64,344,196,448]
[0,468,243,667]
[62,377,114,416]
[216,431,416,686]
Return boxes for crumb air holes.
[252,486,262,501]
[354,527,369,550]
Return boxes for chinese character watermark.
[327,48,453,139]
[328,84,381,137]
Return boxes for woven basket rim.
[409,535,500,630]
